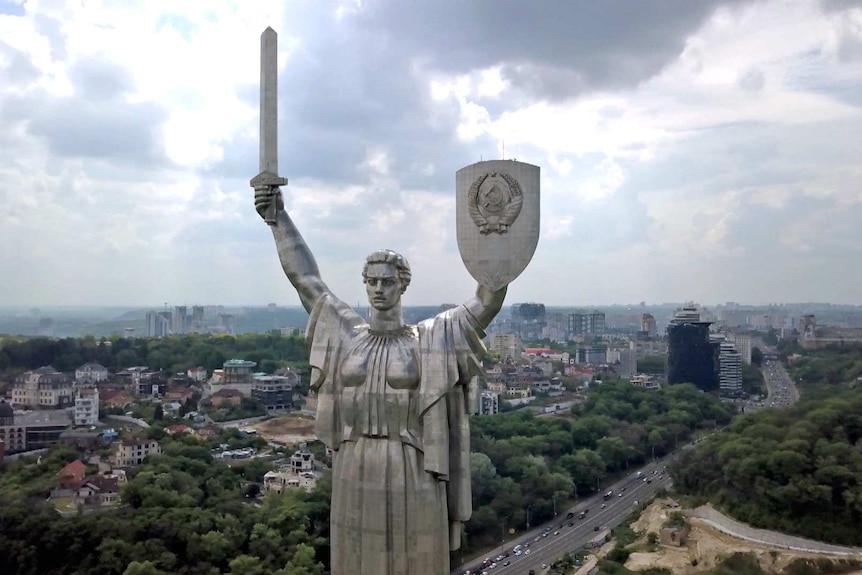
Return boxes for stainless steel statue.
[251,28,539,575]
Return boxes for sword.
[250,26,287,226]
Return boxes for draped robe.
[306,293,485,575]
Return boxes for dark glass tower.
[667,307,717,391]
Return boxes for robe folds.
[306,293,485,575]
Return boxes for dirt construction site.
[619,499,862,575]
[250,414,317,446]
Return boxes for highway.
[453,459,675,575]
[762,358,799,407]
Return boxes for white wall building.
[12,367,74,408]
[75,362,109,384]
[112,439,161,467]
[719,342,743,396]
[74,387,99,426]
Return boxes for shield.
[456,160,540,290]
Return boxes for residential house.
[57,460,87,490]
[290,445,315,474]
[162,401,183,415]
[12,366,74,408]
[112,438,161,467]
[164,386,195,403]
[75,362,109,384]
[187,367,207,383]
[75,475,120,507]
[194,425,220,440]
[210,388,243,407]
[166,424,191,436]
[263,470,317,494]
[100,389,133,410]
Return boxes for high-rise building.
[489,333,522,360]
[568,311,606,336]
[618,348,638,379]
[511,303,546,340]
[218,313,235,335]
[667,306,717,392]
[718,341,743,396]
[172,306,187,335]
[146,311,171,337]
[731,333,752,365]
[641,313,657,337]
[192,306,205,324]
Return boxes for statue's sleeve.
[306,293,364,451]
[418,305,486,540]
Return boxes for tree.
[228,555,264,575]
[123,561,166,575]
[153,404,164,421]
[751,347,764,366]
[276,543,325,575]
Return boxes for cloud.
[0,0,861,309]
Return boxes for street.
[454,459,675,575]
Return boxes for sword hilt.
[251,171,288,226]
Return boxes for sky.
[1,0,861,308]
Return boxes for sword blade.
[260,27,278,175]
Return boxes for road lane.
[454,459,674,575]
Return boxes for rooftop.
[14,410,72,427]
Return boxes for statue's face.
[365,262,402,311]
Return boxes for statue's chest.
[339,330,421,391]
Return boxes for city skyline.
[2,1,862,307]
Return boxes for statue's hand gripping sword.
[250,27,287,226]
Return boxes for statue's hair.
[362,249,411,292]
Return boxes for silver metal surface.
[456,160,540,291]
[251,29,542,570]
[250,27,287,225]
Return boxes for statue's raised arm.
[465,284,507,330]
[254,188,329,312]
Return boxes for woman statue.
[255,189,506,575]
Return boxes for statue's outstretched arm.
[256,189,329,312]
[464,284,507,330]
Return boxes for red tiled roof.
[58,460,87,481]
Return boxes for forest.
[671,345,862,546]
[461,379,732,553]
[0,437,330,575]
[0,333,310,376]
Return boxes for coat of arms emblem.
[456,160,540,291]
[468,172,524,235]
